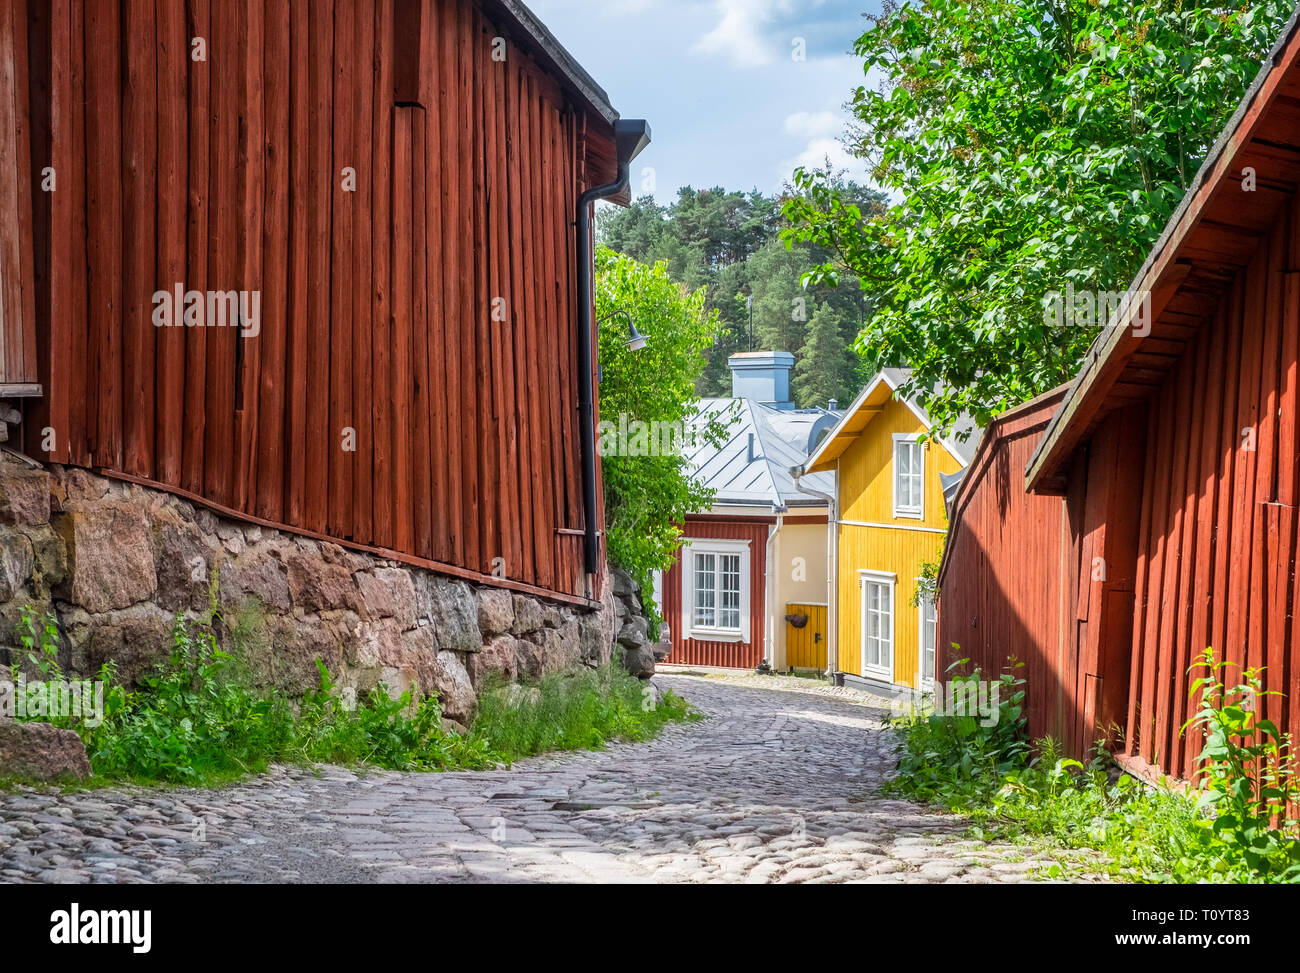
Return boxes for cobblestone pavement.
[0,674,1104,884]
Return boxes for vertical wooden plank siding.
[662,518,769,669]
[155,0,187,487]
[784,603,828,670]
[256,0,289,524]
[937,391,1073,746]
[0,0,40,386]
[947,180,1300,776]
[25,0,614,604]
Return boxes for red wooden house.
[938,8,1300,780]
[660,352,836,670]
[3,0,647,609]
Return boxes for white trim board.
[838,519,946,534]
[857,569,896,681]
[679,538,752,643]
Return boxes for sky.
[527,0,881,203]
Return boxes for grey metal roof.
[685,398,837,508]
[939,468,966,505]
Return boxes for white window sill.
[892,508,923,520]
[688,628,746,643]
[863,664,893,681]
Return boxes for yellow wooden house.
[797,369,979,692]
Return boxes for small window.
[693,551,741,631]
[893,435,924,519]
[681,540,750,641]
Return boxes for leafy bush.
[887,653,1300,883]
[9,608,696,786]
[888,661,1028,804]
[1183,649,1300,880]
[595,246,728,631]
[783,0,1296,434]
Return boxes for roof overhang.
[802,370,968,474]
[479,0,618,127]
[1025,7,1300,493]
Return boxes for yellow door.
[785,603,828,670]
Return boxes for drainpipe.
[764,505,785,671]
[576,119,651,580]
[792,467,838,684]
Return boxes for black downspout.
[575,119,650,581]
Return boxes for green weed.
[885,653,1300,883]
[8,606,696,787]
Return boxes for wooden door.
[786,602,828,670]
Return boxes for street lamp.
[599,309,647,352]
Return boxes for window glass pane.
[718,553,741,630]
[921,596,936,680]
[864,580,893,671]
[896,441,921,512]
[693,553,715,627]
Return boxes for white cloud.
[778,109,858,181]
[691,0,855,69]
[783,109,842,140]
[692,0,777,68]
[779,136,859,182]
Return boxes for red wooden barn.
[3,0,648,608]
[939,10,1300,780]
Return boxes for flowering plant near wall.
[595,246,729,632]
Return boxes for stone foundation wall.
[608,568,669,678]
[0,451,618,724]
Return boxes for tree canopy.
[783,0,1295,433]
[595,246,728,627]
[598,179,888,408]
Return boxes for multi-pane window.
[893,437,923,518]
[861,575,894,674]
[920,594,937,687]
[693,551,741,632]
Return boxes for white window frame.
[918,589,937,690]
[680,538,751,643]
[892,433,924,520]
[858,569,896,680]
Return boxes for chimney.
[827,398,838,411]
[728,351,795,410]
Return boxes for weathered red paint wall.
[662,516,769,669]
[1124,195,1300,780]
[937,390,1075,746]
[944,191,1300,777]
[20,0,617,604]
[0,0,38,386]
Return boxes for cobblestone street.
[0,674,1099,884]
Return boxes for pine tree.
[795,302,855,409]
